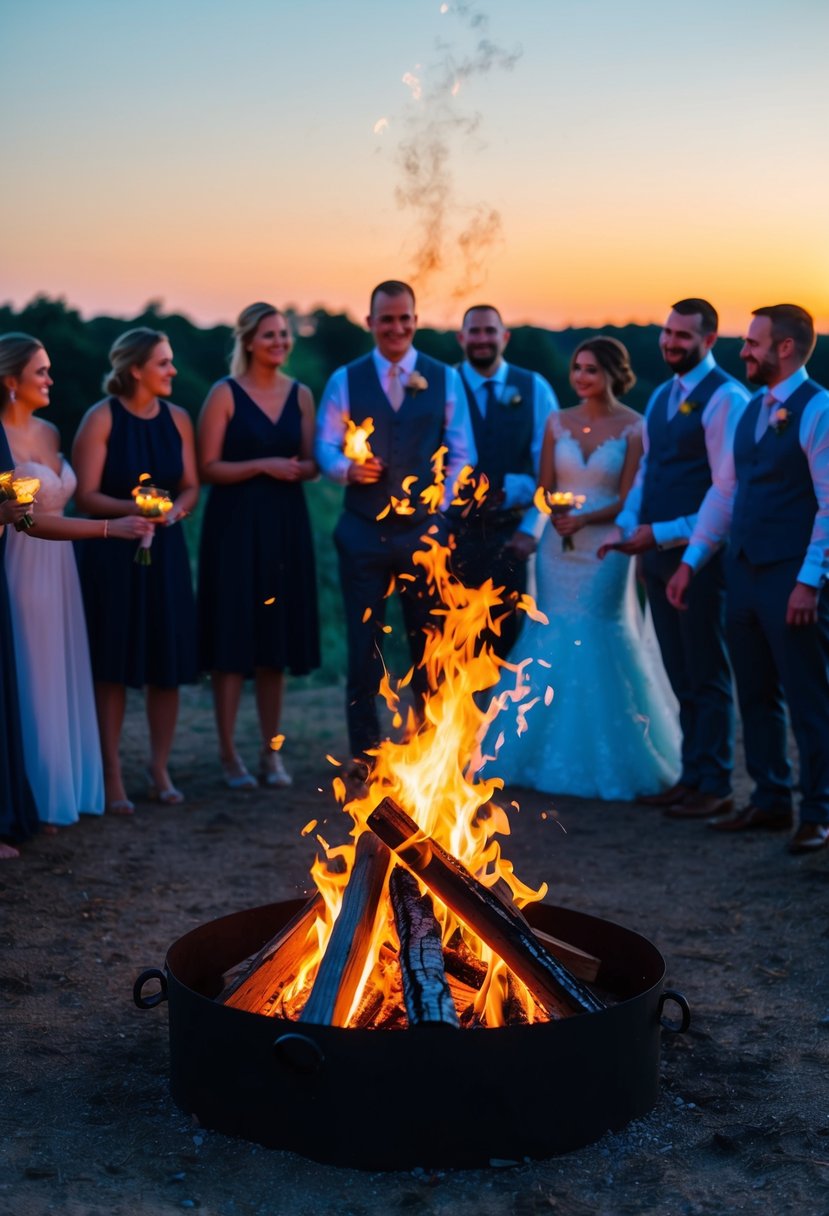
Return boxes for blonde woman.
[72,328,199,811]
[197,303,319,789]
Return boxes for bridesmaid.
[0,333,152,830]
[0,411,37,859]
[72,328,199,811]
[197,302,320,788]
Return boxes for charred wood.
[299,833,391,1027]
[389,868,459,1029]
[219,893,323,1012]
[367,797,605,1018]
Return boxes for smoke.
[390,3,522,303]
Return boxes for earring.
[9,389,15,404]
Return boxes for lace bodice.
[14,458,76,516]
[550,418,641,514]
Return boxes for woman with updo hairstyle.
[0,332,152,835]
[72,327,199,812]
[486,334,681,801]
[197,302,319,790]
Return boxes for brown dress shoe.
[787,823,829,854]
[639,782,694,807]
[663,792,733,820]
[707,804,793,832]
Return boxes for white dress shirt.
[683,366,829,588]
[459,359,559,535]
[616,352,749,547]
[315,347,476,510]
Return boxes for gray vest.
[640,366,731,524]
[343,352,449,524]
[730,379,820,565]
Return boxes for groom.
[667,305,829,854]
[614,298,748,818]
[315,280,475,775]
[453,304,559,657]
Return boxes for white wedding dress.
[5,459,105,825]
[486,419,681,800]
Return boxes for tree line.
[7,294,824,446]
[5,295,825,687]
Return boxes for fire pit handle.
[658,989,691,1034]
[133,968,168,1010]
[273,1033,325,1075]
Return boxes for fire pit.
[134,537,689,1168]
[134,897,688,1170]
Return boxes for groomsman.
[667,305,829,853]
[315,280,475,776]
[453,304,559,656]
[614,299,749,818]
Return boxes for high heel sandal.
[259,746,292,788]
[146,768,185,806]
[105,798,135,816]
[221,755,258,790]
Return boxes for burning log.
[367,797,605,1018]
[299,833,391,1027]
[219,894,324,1012]
[389,868,459,1029]
[491,878,601,984]
[444,931,488,990]
[532,927,600,985]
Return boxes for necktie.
[755,392,777,442]
[667,377,684,419]
[387,365,404,411]
[481,380,498,418]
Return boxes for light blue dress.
[5,459,105,825]
[487,419,681,800]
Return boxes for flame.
[343,417,375,464]
[131,483,173,517]
[9,476,40,505]
[273,534,552,1029]
[534,487,586,516]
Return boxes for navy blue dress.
[198,379,320,676]
[0,422,39,843]
[78,399,197,689]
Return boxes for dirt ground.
[2,681,828,1216]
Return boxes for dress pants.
[334,510,446,759]
[726,553,829,824]
[643,546,733,796]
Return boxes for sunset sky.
[2,0,827,334]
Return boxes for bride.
[486,337,681,800]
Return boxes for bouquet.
[0,471,40,530]
[131,481,173,564]
[534,487,586,551]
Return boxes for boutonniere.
[678,399,701,415]
[500,384,523,408]
[406,371,428,396]
[770,406,790,434]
